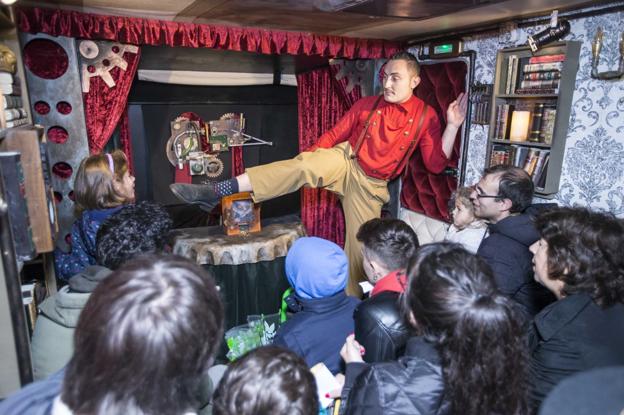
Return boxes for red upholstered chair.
[400,60,467,223]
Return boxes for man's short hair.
[62,254,224,414]
[389,51,420,77]
[356,218,419,271]
[483,165,534,213]
[96,201,173,270]
[213,346,319,415]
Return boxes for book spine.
[523,62,563,72]
[515,87,559,95]
[506,55,517,94]
[501,104,514,140]
[528,104,545,142]
[532,150,550,184]
[536,155,550,189]
[528,54,566,64]
[523,71,561,81]
[520,79,560,89]
[539,107,557,144]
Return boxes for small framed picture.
[222,192,261,236]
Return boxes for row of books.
[470,83,492,125]
[0,71,28,132]
[492,103,556,144]
[504,53,565,95]
[489,145,550,188]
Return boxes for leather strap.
[390,103,429,179]
[350,94,383,160]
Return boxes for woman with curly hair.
[528,207,624,409]
[339,242,528,415]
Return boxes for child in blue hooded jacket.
[273,236,360,374]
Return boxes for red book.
[529,54,566,64]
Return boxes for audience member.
[273,237,359,374]
[528,207,624,409]
[538,366,624,415]
[471,164,555,317]
[0,254,224,414]
[213,346,319,415]
[353,218,417,362]
[30,201,172,380]
[444,186,486,253]
[340,243,528,415]
[54,150,135,280]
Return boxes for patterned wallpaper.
[444,4,624,215]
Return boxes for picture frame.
[222,192,261,236]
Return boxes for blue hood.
[285,237,348,299]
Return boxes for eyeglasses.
[473,186,503,199]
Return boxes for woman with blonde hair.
[54,150,135,280]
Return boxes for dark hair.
[95,201,173,270]
[73,149,130,215]
[356,218,419,271]
[62,254,224,415]
[213,346,319,415]
[404,243,528,415]
[389,50,420,76]
[483,164,534,213]
[534,207,624,307]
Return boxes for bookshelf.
[485,41,581,197]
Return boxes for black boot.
[169,183,221,212]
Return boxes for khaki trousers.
[246,142,389,297]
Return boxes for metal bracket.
[591,27,624,80]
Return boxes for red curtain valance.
[16,6,403,59]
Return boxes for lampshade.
[509,110,531,142]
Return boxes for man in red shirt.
[171,51,468,295]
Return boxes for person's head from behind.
[449,186,479,230]
[356,218,419,284]
[383,51,420,104]
[95,201,173,270]
[285,236,348,299]
[73,149,135,215]
[470,164,533,223]
[404,242,527,415]
[213,346,319,415]
[530,207,624,306]
[61,254,224,415]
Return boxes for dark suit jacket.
[528,293,624,409]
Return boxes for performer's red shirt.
[313,94,449,181]
[371,270,407,296]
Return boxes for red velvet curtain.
[297,64,362,246]
[17,7,402,59]
[83,50,141,154]
[119,107,134,174]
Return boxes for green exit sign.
[434,44,454,54]
[430,40,463,58]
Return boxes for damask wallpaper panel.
[420,4,624,216]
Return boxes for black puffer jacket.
[477,205,556,318]
[354,291,410,363]
[341,337,449,415]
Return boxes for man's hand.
[340,334,365,364]
[446,92,469,128]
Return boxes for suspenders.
[350,95,383,160]
[390,103,428,179]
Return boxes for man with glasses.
[471,165,555,318]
